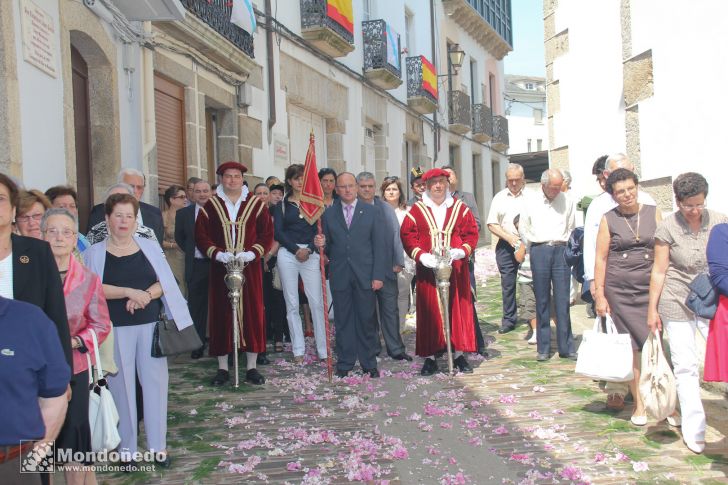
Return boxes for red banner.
[299,132,325,225]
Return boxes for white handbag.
[639,331,677,421]
[86,329,121,452]
[575,315,634,382]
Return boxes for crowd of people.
[2,154,727,482]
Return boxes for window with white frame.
[537,139,543,151]
[363,0,374,21]
[404,8,415,55]
[524,82,534,90]
[527,139,532,152]
[533,108,543,124]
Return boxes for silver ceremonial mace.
[224,257,246,388]
[432,231,454,376]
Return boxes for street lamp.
[448,44,465,75]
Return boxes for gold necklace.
[622,205,641,243]
[109,238,135,250]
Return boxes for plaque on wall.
[273,134,289,165]
[20,0,58,78]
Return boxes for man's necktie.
[345,204,353,228]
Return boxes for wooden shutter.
[154,75,186,194]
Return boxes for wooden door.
[71,46,93,232]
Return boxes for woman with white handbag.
[594,169,661,426]
[648,172,728,454]
[42,208,111,485]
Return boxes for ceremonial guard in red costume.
[195,162,273,386]
[400,168,480,376]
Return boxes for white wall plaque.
[20,0,58,78]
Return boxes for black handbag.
[151,312,203,357]
[685,273,718,320]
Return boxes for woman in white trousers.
[648,172,727,454]
[272,164,328,362]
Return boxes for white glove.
[450,248,466,261]
[419,253,438,269]
[235,251,256,263]
[215,252,234,264]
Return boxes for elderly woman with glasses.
[42,208,111,484]
[15,189,51,239]
[45,185,91,252]
[647,172,727,454]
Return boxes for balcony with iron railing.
[492,115,510,152]
[448,90,471,134]
[300,0,355,58]
[179,0,254,58]
[406,56,437,115]
[362,20,402,90]
[471,103,493,143]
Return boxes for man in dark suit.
[175,180,211,359]
[356,172,412,362]
[86,168,163,243]
[314,172,387,378]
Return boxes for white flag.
[231,0,256,34]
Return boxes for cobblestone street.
[96,258,728,484]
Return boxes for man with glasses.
[582,153,656,409]
[175,180,212,359]
[487,163,528,334]
[86,168,164,244]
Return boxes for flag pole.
[318,219,333,383]
[300,128,332,382]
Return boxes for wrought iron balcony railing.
[448,90,471,134]
[406,56,438,114]
[362,19,402,89]
[492,114,510,150]
[180,0,254,58]
[406,57,436,101]
[472,103,493,142]
[300,0,355,57]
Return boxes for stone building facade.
[544,0,728,213]
[1,0,513,233]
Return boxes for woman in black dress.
[594,169,661,425]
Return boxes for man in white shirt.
[520,169,576,362]
[486,163,528,334]
[582,153,655,409]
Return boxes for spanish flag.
[421,56,437,98]
[327,0,354,35]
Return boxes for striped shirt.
[654,209,728,321]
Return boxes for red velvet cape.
[400,199,479,356]
[195,193,273,355]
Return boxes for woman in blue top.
[272,164,328,363]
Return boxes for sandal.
[275,342,284,353]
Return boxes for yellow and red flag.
[421,55,438,99]
[299,132,325,225]
[327,0,354,35]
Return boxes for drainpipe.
[265,0,276,131]
[429,0,438,165]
